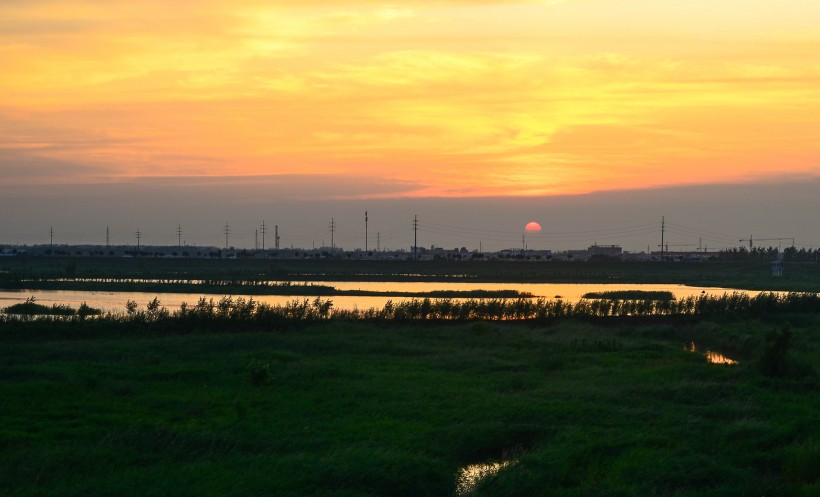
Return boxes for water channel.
[0,282,773,314]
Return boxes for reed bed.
[4,292,819,327]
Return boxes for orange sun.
[525,221,542,232]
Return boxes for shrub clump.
[246,359,274,387]
[758,326,816,379]
[4,297,86,316]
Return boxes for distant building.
[588,244,623,256]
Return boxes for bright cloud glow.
[2,0,820,196]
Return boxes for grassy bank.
[3,256,820,292]
[1,316,819,496]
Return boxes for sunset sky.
[2,0,820,250]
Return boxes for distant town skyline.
[2,1,819,249]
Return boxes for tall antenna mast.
[365,211,368,252]
[177,225,182,248]
[50,226,54,248]
[377,232,380,252]
[275,225,279,250]
[106,226,110,248]
[135,230,141,253]
[224,223,230,250]
[260,221,266,251]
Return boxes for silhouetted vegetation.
[0,277,531,299]
[3,297,101,317]
[4,292,820,329]
[758,325,816,379]
[719,245,820,263]
[582,290,674,301]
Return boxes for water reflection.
[456,460,515,495]
[705,351,738,365]
[0,282,768,314]
[686,342,738,365]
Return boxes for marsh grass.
[582,290,675,301]
[5,292,820,330]
[1,316,819,496]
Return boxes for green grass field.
[2,317,818,496]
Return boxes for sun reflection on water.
[686,342,738,365]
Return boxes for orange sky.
[2,0,820,197]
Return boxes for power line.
[417,220,661,243]
[419,223,660,243]
[420,220,660,237]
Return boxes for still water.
[0,282,769,313]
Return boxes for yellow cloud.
[2,0,820,197]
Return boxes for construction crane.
[738,236,795,250]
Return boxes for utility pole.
[50,226,53,248]
[255,229,258,251]
[275,225,280,250]
[660,216,665,261]
[224,223,230,250]
[106,226,110,248]
[365,211,368,252]
[260,221,266,251]
[412,215,418,260]
[329,218,336,252]
[177,225,182,248]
